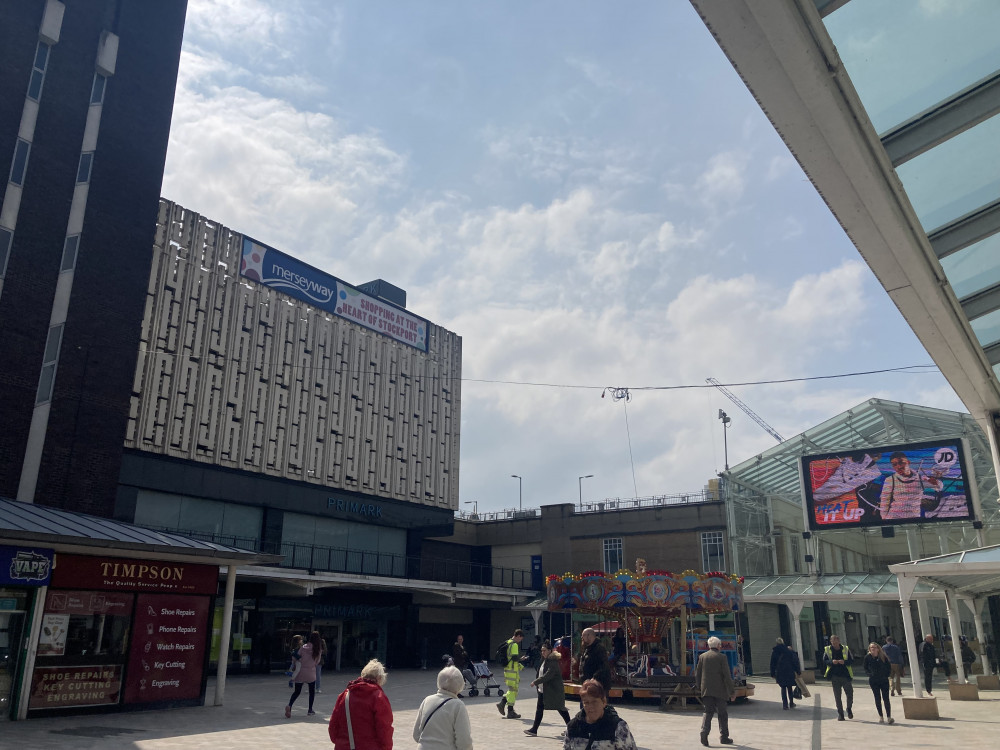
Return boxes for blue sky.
[162,0,964,513]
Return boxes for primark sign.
[240,237,429,352]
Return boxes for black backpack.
[495,640,510,667]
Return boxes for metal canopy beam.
[881,71,1000,167]
[929,198,1000,260]
[961,283,1000,322]
[813,0,851,19]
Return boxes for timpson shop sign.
[51,555,218,595]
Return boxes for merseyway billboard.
[801,439,975,530]
[240,237,428,351]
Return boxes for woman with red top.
[329,659,394,750]
[285,631,322,718]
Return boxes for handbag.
[794,675,811,698]
[792,685,803,700]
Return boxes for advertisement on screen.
[801,439,974,530]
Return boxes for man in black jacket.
[919,634,937,696]
[580,628,612,696]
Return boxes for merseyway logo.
[10,550,51,582]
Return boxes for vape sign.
[1,546,53,586]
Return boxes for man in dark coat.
[919,634,937,695]
[580,627,612,696]
[770,638,801,709]
[452,634,474,694]
[695,636,735,746]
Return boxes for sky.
[162,0,965,515]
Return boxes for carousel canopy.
[546,569,743,618]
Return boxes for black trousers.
[922,664,934,693]
[529,693,570,732]
[288,681,315,711]
[780,684,795,707]
[869,680,891,717]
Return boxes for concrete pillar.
[214,564,238,706]
[962,596,991,675]
[906,529,932,636]
[943,589,967,683]
[896,575,923,698]
[787,600,806,665]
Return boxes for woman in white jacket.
[413,666,473,750]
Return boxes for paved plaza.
[2,670,997,749]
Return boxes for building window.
[90,73,107,105]
[603,538,623,573]
[76,152,94,184]
[35,323,63,405]
[0,226,12,276]
[10,139,31,186]
[60,234,80,271]
[789,535,801,574]
[701,531,725,572]
[27,42,50,101]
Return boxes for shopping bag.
[794,675,811,698]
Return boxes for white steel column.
[906,529,931,636]
[214,564,237,706]
[896,574,923,698]
[16,585,47,720]
[787,600,805,663]
[943,589,966,683]
[962,596,991,676]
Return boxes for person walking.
[769,638,801,709]
[496,628,526,719]
[695,635,735,746]
[883,636,903,696]
[316,635,328,693]
[960,636,976,678]
[285,631,322,718]
[524,641,571,737]
[823,635,854,721]
[563,679,637,750]
[412,666,472,750]
[452,634,475,694]
[580,627,613,697]
[863,642,894,724]
[329,659,394,750]
[285,634,304,688]
[918,634,936,696]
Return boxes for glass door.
[313,619,343,672]
[0,606,27,720]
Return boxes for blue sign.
[240,237,429,351]
[0,545,54,586]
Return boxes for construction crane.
[706,377,785,443]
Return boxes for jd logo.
[934,448,957,468]
[10,550,50,581]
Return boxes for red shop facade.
[27,554,218,717]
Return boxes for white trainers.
[887,717,895,725]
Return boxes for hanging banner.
[240,236,429,351]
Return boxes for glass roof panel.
[895,114,1000,232]
[969,306,1000,348]
[824,0,1000,134]
[942,233,1000,299]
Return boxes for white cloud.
[696,151,748,203]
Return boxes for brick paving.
[2,669,997,749]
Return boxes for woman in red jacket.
[329,659,394,750]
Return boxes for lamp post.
[510,474,522,511]
[578,474,594,512]
[463,500,478,519]
[718,409,732,470]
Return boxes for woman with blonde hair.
[862,642,894,724]
[329,659,394,749]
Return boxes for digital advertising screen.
[801,439,975,530]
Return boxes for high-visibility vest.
[824,645,854,678]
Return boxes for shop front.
[26,554,218,717]
[0,545,54,721]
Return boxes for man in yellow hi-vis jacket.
[823,634,855,721]
[496,629,526,718]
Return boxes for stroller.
[467,660,504,697]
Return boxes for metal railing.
[454,489,718,521]
[142,526,535,590]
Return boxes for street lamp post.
[463,500,478,519]
[718,409,732,470]
[578,474,594,512]
[510,474,522,511]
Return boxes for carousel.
[546,559,753,706]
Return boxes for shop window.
[789,536,801,574]
[37,591,134,660]
[701,531,725,572]
[133,491,262,542]
[603,538,623,573]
